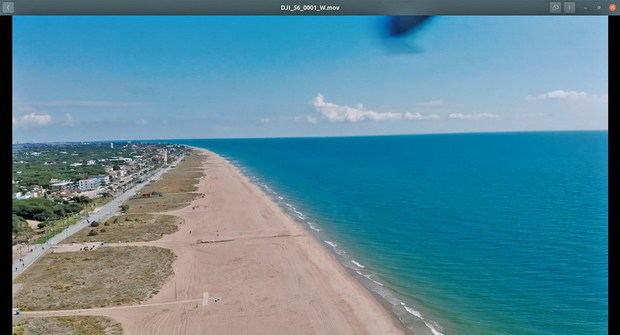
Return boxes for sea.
[163,131,608,335]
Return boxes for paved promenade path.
[12,155,184,280]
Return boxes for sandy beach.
[21,148,409,334]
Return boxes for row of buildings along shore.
[13,142,184,201]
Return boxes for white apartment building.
[78,175,110,191]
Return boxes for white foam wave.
[351,260,365,268]
[400,302,422,318]
[426,323,444,335]
[361,272,373,280]
[358,271,385,287]
[293,210,305,219]
[324,241,337,248]
[400,302,444,335]
[307,222,321,232]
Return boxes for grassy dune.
[124,193,200,214]
[13,246,176,310]
[65,214,183,243]
[122,150,206,214]
[140,150,205,193]
[13,316,122,335]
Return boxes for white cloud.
[312,93,397,122]
[36,100,148,107]
[448,113,499,120]
[404,112,439,120]
[13,113,53,127]
[136,119,149,125]
[527,90,588,100]
[312,94,437,122]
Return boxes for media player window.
[4,2,612,335]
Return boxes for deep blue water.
[164,131,608,335]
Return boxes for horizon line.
[12,128,608,145]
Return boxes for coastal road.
[12,155,185,280]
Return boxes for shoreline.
[191,147,425,335]
[15,147,419,334]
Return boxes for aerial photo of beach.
[12,17,607,335]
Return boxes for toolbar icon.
[550,2,562,12]
[2,1,14,13]
[564,2,576,12]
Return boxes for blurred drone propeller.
[381,16,434,54]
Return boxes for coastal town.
[12,142,187,246]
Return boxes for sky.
[12,16,608,143]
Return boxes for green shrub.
[12,214,29,234]
[71,196,92,204]
[87,230,98,236]
[89,221,99,227]
[13,198,84,222]
[13,198,59,222]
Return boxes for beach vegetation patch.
[124,192,199,213]
[65,214,181,243]
[13,246,176,310]
[13,316,122,335]
[140,152,205,194]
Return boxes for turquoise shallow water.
[162,131,607,335]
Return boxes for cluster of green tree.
[13,164,107,187]
[12,198,87,223]
[13,142,135,164]
[12,214,31,234]
[72,195,92,204]
[12,214,34,244]
[12,142,173,188]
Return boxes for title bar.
[1,0,618,15]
